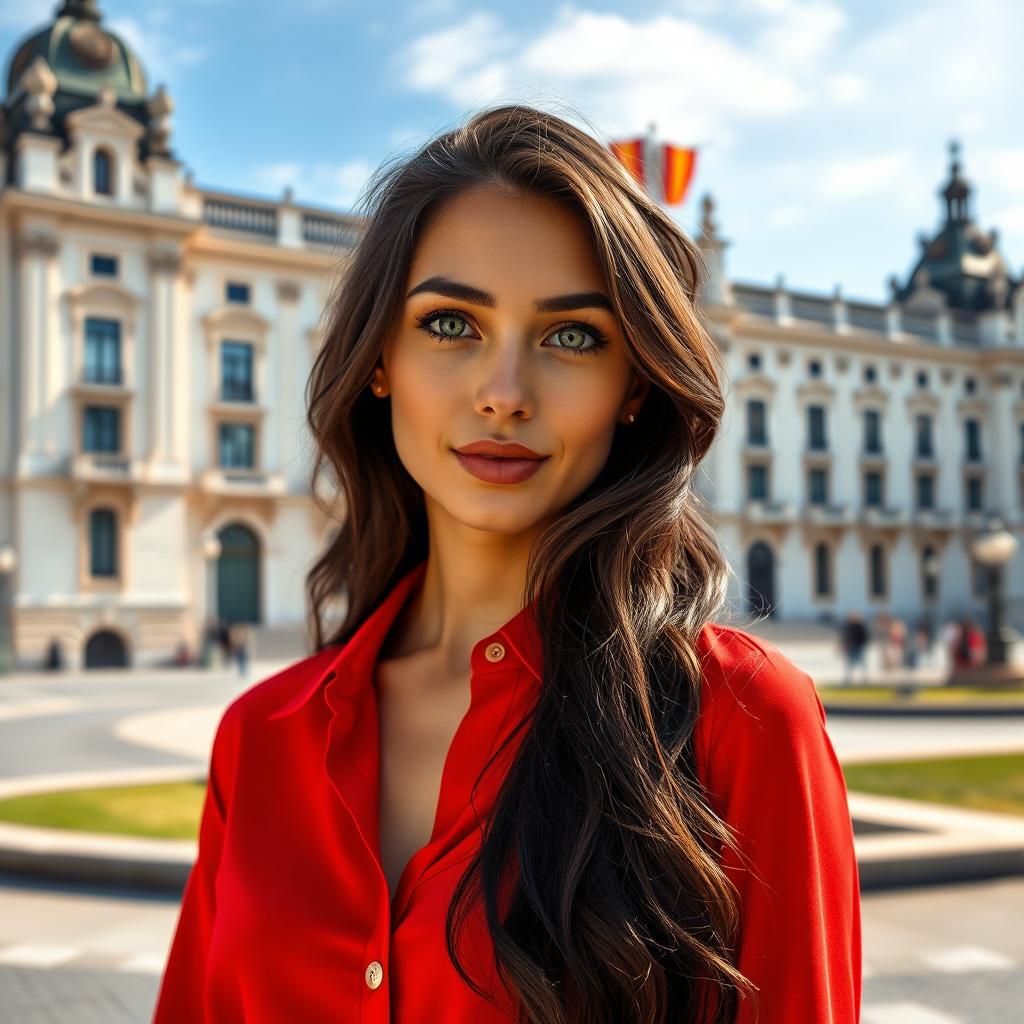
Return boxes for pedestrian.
[217,619,232,669]
[839,611,869,686]
[232,622,250,677]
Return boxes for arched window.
[89,507,117,576]
[94,147,114,196]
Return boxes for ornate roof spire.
[941,138,971,223]
[55,1,102,20]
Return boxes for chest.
[375,661,472,902]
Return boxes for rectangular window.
[966,475,983,511]
[89,508,117,577]
[808,467,828,504]
[83,406,120,453]
[965,418,982,461]
[746,398,767,446]
[83,317,122,385]
[916,414,934,458]
[90,253,118,276]
[219,422,255,468]
[865,470,883,507]
[221,341,255,401]
[747,463,768,501]
[807,405,827,451]
[226,281,251,304]
[863,409,883,454]
[915,473,935,509]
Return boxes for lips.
[452,447,549,484]
[454,440,546,459]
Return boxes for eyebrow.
[405,275,615,315]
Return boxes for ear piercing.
[626,413,636,424]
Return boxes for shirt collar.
[268,559,542,721]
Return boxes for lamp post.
[202,531,222,669]
[921,547,940,658]
[0,545,16,676]
[968,517,1020,679]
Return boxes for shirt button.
[485,641,505,662]
[365,960,383,989]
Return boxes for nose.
[473,339,534,420]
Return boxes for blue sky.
[3,0,1022,304]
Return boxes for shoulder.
[211,645,341,748]
[693,622,826,761]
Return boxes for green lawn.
[819,684,1024,703]
[0,780,206,840]
[841,751,1024,818]
[1,751,1022,838]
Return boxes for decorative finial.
[948,138,961,175]
[20,56,57,133]
[699,192,717,238]
[56,1,102,21]
[146,84,174,155]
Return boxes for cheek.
[387,351,457,463]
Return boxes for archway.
[216,522,261,624]
[746,541,776,617]
[84,629,128,668]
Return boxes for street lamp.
[0,544,16,676]
[202,531,222,669]
[969,517,1019,671]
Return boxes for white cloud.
[249,159,374,212]
[818,151,915,201]
[108,13,207,89]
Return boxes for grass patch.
[843,751,1024,818]
[0,780,206,840]
[3,752,1024,839]
[819,685,1024,702]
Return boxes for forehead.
[407,186,607,298]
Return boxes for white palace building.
[2,1,1024,669]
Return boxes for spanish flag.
[609,138,646,190]
[662,143,697,206]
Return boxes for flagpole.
[644,121,662,206]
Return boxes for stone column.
[16,230,59,474]
[989,370,1020,521]
[147,245,183,472]
[275,279,301,473]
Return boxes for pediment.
[66,281,141,311]
[203,305,270,337]
[65,103,146,141]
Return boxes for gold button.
[484,641,505,662]
[365,960,383,989]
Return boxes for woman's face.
[376,184,649,537]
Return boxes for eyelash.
[413,307,610,358]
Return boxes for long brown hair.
[304,103,756,1023]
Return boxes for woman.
[153,104,861,1023]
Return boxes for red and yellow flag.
[662,143,697,206]
[609,138,646,190]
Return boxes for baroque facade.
[695,145,1024,630]
[1,1,359,668]
[2,2,1023,668]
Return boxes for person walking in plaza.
[839,610,869,686]
[230,622,250,677]
[154,104,860,1024]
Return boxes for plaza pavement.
[0,629,1022,893]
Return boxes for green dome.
[5,1,147,102]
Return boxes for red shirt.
[153,559,861,1022]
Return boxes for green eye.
[414,308,610,357]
